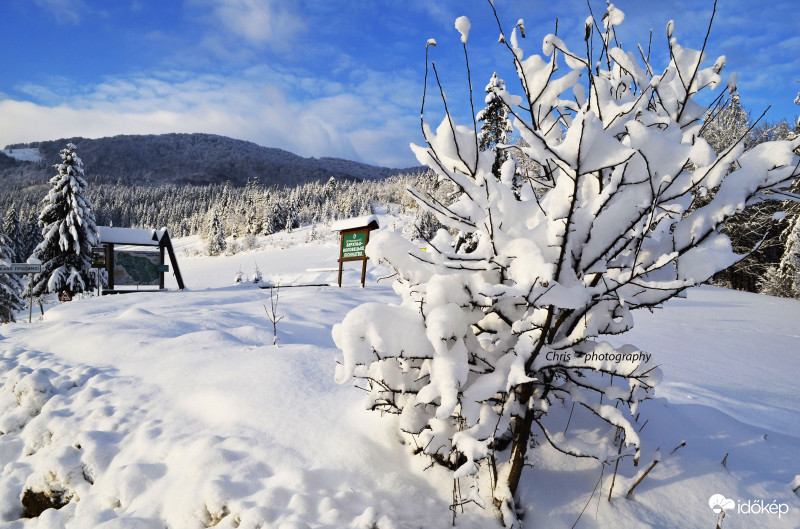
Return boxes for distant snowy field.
[1,149,41,163]
[0,217,798,528]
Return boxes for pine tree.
[20,210,42,263]
[206,208,227,256]
[757,265,794,298]
[305,217,318,243]
[30,143,99,297]
[477,72,514,180]
[3,206,23,263]
[778,214,800,296]
[701,92,750,153]
[0,227,25,323]
[284,199,298,233]
[704,94,798,292]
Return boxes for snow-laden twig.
[264,284,283,346]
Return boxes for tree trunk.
[505,382,535,501]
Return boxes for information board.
[341,231,367,259]
[114,250,162,286]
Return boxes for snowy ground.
[0,219,798,528]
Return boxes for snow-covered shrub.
[250,264,262,284]
[240,233,258,251]
[225,239,241,256]
[334,3,800,525]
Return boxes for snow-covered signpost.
[332,216,379,287]
[335,2,800,526]
[0,263,40,274]
[0,260,40,323]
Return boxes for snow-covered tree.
[0,227,24,322]
[334,4,800,525]
[478,72,514,180]
[3,206,23,263]
[19,210,42,263]
[757,265,794,297]
[776,214,800,296]
[250,263,263,284]
[284,199,299,233]
[701,92,750,153]
[30,143,99,297]
[711,101,799,292]
[206,208,227,256]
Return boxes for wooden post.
[28,273,33,323]
[107,244,115,291]
[159,244,165,290]
[338,231,345,287]
[161,231,185,290]
[360,228,373,288]
[360,258,368,287]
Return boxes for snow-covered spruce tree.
[30,143,99,297]
[206,207,227,256]
[701,94,798,292]
[757,265,794,297]
[773,213,800,297]
[478,72,514,181]
[3,207,23,263]
[20,210,42,264]
[334,4,800,525]
[0,227,24,323]
[701,92,750,153]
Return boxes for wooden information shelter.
[97,226,185,293]
[331,215,379,287]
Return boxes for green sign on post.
[341,231,367,259]
[334,216,379,288]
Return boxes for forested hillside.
[1,133,422,188]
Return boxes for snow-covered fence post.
[334,2,800,526]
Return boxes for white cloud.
[188,0,306,52]
[33,0,87,24]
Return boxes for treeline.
[699,94,800,297]
[2,92,798,299]
[0,171,444,260]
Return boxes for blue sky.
[1,0,797,168]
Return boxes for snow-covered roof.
[98,227,167,246]
[330,215,379,232]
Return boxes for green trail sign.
[341,231,367,259]
[333,216,379,288]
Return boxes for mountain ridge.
[1,133,425,188]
